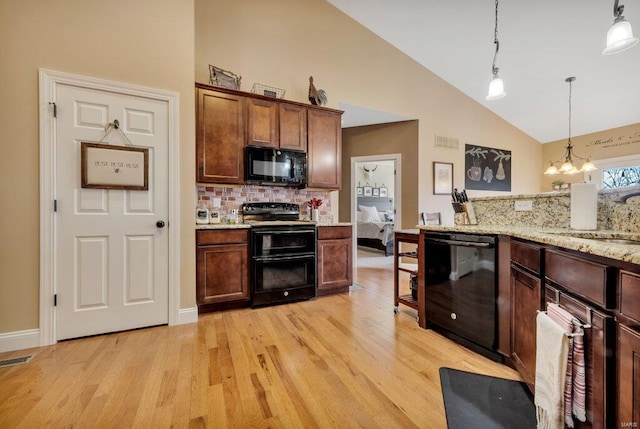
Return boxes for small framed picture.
[209,65,241,90]
[363,186,372,196]
[356,187,364,196]
[81,142,148,190]
[372,188,380,197]
[379,187,388,197]
[433,161,454,195]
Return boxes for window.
[601,166,640,189]
[586,155,640,190]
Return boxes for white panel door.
[55,84,169,341]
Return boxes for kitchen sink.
[588,238,640,245]
[545,230,640,245]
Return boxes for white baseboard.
[177,307,198,325]
[1,310,196,353]
[0,329,40,353]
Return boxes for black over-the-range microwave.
[245,146,307,187]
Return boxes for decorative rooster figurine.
[308,76,328,106]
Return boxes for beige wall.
[196,0,543,227]
[0,0,196,334]
[341,122,419,229]
[1,0,546,336]
[541,122,640,191]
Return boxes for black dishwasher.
[424,231,501,361]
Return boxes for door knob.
[156,220,165,228]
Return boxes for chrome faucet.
[613,187,640,204]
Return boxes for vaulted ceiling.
[329,0,640,143]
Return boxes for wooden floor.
[0,262,520,428]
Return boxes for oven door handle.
[253,230,315,235]
[254,254,315,262]
[427,238,493,248]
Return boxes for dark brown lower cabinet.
[196,229,250,313]
[317,225,352,296]
[618,324,640,429]
[510,265,541,391]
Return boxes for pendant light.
[544,77,597,175]
[603,0,639,55]
[486,0,506,100]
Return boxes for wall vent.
[434,135,459,150]
[0,354,34,369]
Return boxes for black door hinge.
[49,102,57,118]
[54,200,57,212]
[54,294,57,306]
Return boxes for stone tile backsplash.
[197,185,331,222]
[472,187,640,232]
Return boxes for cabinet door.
[307,109,342,189]
[618,324,640,429]
[247,98,278,148]
[546,286,614,429]
[196,89,245,184]
[317,237,352,295]
[196,243,250,307]
[279,104,307,152]
[511,265,542,391]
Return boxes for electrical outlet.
[514,200,533,211]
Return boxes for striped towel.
[535,311,570,429]
[547,303,575,428]
[572,326,586,422]
[547,303,587,425]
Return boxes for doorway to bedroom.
[350,154,401,271]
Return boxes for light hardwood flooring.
[0,262,520,428]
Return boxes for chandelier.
[544,77,597,175]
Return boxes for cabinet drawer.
[197,229,249,246]
[620,270,640,323]
[318,225,352,240]
[545,249,615,308]
[511,239,542,274]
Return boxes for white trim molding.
[0,329,40,353]
[178,307,198,325]
[38,69,181,346]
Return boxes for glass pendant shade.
[603,18,639,54]
[580,160,597,172]
[565,165,581,174]
[559,160,574,173]
[544,163,559,175]
[486,76,506,100]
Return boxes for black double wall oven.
[243,202,317,307]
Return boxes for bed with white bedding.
[356,197,395,256]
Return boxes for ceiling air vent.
[434,135,459,150]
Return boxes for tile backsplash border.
[197,185,331,222]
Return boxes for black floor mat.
[439,367,536,429]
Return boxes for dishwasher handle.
[426,237,494,248]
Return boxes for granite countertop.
[317,222,353,227]
[417,225,640,265]
[196,223,251,230]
